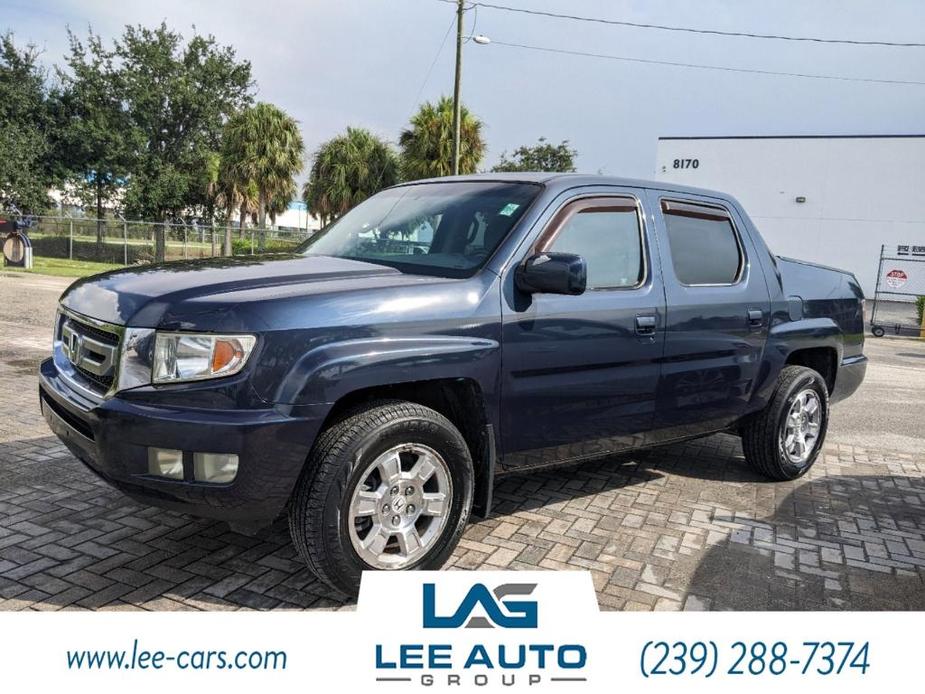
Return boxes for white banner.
[0,570,917,692]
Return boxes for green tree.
[492,137,577,173]
[267,178,297,227]
[56,29,138,242]
[110,23,253,260]
[303,127,400,226]
[196,149,222,224]
[399,96,484,180]
[221,102,304,250]
[237,180,259,234]
[0,34,57,213]
[216,162,260,255]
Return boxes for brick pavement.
[2,365,923,610]
[1,274,923,611]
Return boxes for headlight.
[152,333,257,384]
[118,327,157,390]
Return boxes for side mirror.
[515,252,587,295]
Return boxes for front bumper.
[39,357,327,525]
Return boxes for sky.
[3,0,925,180]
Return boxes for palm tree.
[221,102,304,250]
[237,181,259,234]
[216,163,260,255]
[199,150,222,222]
[268,178,297,227]
[399,96,485,180]
[303,127,400,226]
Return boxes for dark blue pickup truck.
[39,174,867,594]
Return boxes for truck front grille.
[57,313,122,394]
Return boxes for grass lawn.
[2,256,123,278]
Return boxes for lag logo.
[374,578,588,687]
[423,582,538,629]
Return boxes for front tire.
[741,365,829,481]
[288,400,474,596]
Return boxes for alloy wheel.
[781,388,823,465]
[347,443,453,569]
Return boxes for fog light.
[147,448,184,480]
[193,453,238,484]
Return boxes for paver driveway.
[1,272,923,611]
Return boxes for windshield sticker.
[498,203,520,217]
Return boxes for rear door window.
[661,200,743,285]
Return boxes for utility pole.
[451,0,464,176]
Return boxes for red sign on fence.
[885,269,908,289]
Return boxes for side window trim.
[660,197,746,287]
[531,195,649,291]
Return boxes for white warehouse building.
[655,134,925,298]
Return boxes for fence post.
[210,223,216,257]
[68,217,74,260]
[183,224,188,260]
[120,215,128,265]
[250,229,255,255]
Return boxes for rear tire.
[741,366,829,481]
[871,325,885,338]
[288,400,474,596]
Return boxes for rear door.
[499,188,666,469]
[646,192,771,441]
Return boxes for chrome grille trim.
[61,322,117,377]
[54,307,126,399]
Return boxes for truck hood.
[60,254,422,328]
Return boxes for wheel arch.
[264,335,499,406]
[758,318,843,404]
[784,346,838,394]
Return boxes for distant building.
[655,134,925,297]
[272,201,321,233]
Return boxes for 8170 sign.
[673,158,699,169]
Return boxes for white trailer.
[655,135,925,298]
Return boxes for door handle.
[635,314,657,335]
[747,308,764,327]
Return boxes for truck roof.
[393,172,731,201]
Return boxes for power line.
[487,39,925,86]
[410,14,458,112]
[443,0,925,47]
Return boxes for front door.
[499,190,666,469]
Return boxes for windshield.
[298,181,540,278]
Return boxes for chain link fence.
[11,214,313,266]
